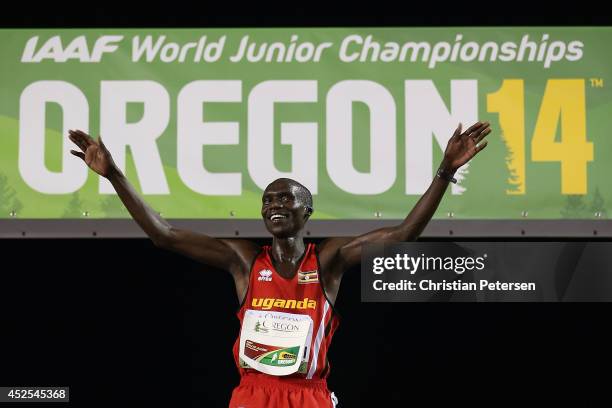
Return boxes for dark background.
[3,238,611,407]
[2,3,611,406]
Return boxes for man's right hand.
[69,130,116,178]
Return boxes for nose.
[263,197,285,214]
[269,198,284,210]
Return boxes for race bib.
[239,309,313,376]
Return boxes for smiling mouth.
[270,214,288,222]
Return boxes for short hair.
[267,178,313,214]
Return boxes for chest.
[272,260,302,279]
[249,249,321,300]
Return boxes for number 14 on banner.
[488,79,594,195]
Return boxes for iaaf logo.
[21,36,124,63]
[258,269,273,282]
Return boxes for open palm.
[68,130,116,178]
[443,121,491,172]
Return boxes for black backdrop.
[2,3,611,406]
[2,238,611,406]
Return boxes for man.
[68,121,490,407]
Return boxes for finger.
[69,133,88,152]
[72,130,95,146]
[69,129,84,138]
[474,126,491,144]
[71,129,89,137]
[471,124,490,140]
[450,123,462,141]
[463,121,483,136]
[69,130,90,147]
[475,140,489,153]
[466,122,489,139]
[70,149,86,160]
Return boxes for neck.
[270,234,306,263]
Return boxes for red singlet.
[229,243,340,408]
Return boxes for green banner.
[0,28,610,220]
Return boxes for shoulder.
[315,237,354,269]
[220,238,261,253]
[219,239,263,272]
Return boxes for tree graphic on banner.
[62,192,84,218]
[589,187,607,218]
[0,172,23,217]
[561,195,588,219]
[101,195,128,217]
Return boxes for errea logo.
[258,269,272,282]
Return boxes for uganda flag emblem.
[298,269,318,284]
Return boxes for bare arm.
[106,167,258,268]
[319,121,491,278]
[68,130,259,298]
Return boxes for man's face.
[261,180,310,238]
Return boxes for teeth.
[271,214,287,221]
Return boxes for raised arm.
[319,121,491,277]
[68,130,259,299]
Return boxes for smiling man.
[68,120,490,408]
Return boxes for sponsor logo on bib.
[254,321,269,333]
[244,340,299,367]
